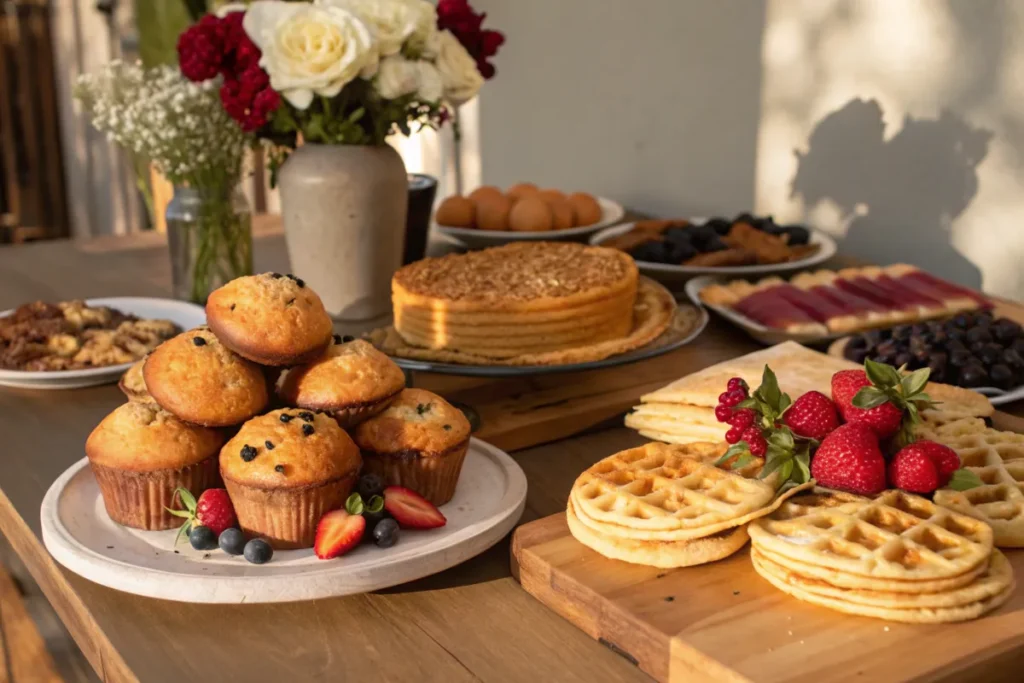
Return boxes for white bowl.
[590,219,837,289]
[435,196,625,249]
[0,297,206,390]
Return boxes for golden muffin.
[205,273,333,366]
[568,192,603,226]
[118,358,155,404]
[86,402,226,530]
[144,327,268,427]
[435,196,475,228]
[508,197,554,232]
[220,409,362,548]
[353,388,471,505]
[506,182,539,201]
[278,337,406,428]
[474,194,512,231]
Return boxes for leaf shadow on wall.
[790,98,992,289]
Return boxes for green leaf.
[778,393,792,415]
[173,522,191,547]
[947,469,984,491]
[852,387,890,409]
[347,106,365,123]
[793,452,811,484]
[736,397,758,410]
[345,492,364,516]
[164,508,193,519]
[768,427,795,451]
[901,367,931,397]
[759,365,782,409]
[366,495,384,514]
[758,453,787,480]
[778,459,794,484]
[864,359,902,388]
[716,442,752,468]
[173,487,196,513]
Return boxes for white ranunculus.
[434,30,483,105]
[416,61,443,102]
[408,1,438,55]
[376,55,421,99]
[320,0,423,57]
[242,1,376,110]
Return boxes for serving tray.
[42,438,526,603]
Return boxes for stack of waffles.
[566,442,811,568]
[916,418,1024,548]
[698,264,989,336]
[748,490,1015,623]
[625,342,994,444]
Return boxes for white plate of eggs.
[433,183,626,249]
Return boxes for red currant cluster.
[714,377,767,456]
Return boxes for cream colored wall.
[473,0,1024,298]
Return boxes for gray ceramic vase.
[278,144,408,321]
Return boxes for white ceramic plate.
[41,438,527,603]
[590,220,837,289]
[0,297,205,390]
[827,337,1024,407]
[435,196,625,249]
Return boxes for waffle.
[391,242,639,358]
[747,489,993,581]
[566,499,751,568]
[752,548,1014,623]
[916,418,1024,548]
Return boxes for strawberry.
[810,422,887,495]
[166,487,236,545]
[383,486,447,529]
[891,440,961,490]
[783,391,839,440]
[888,446,940,494]
[830,360,934,443]
[314,509,365,559]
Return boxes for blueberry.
[373,518,400,548]
[700,236,728,253]
[689,225,718,249]
[705,218,732,235]
[846,347,869,364]
[990,364,1016,390]
[950,350,976,368]
[357,473,384,500]
[893,352,913,368]
[218,528,246,556]
[777,225,810,245]
[243,538,273,564]
[1013,338,1024,356]
[993,319,1022,342]
[665,241,697,263]
[629,241,667,263]
[953,313,972,328]
[1003,348,1024,369]
[966,326,992,344]
[959,364,990,388]
[189,525,217,551]
[890,325,912,341]
[663,227,693,247]
[977,345,1003,366]
[363,508,388,536]
[846,335,867,351]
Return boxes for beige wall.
[474,0,1024,298]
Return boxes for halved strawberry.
[314,509,365,560]
[383,486,447,529]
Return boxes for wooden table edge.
[0,488,138,683]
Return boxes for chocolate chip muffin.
[277,338,406,429]
[144,327,268,427]
[86,402,226,530]
[353,388,471,505]
[205,273,333,366]
[118,358,155,404]
[220,408,362,548]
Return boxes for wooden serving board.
[511,411,1024,683]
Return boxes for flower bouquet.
[176,0,504,320]
[74,62,252,303]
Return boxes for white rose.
[376,55,421,99]
[434,30,483,105]
[242,1,375,110]
[408,1,438,55]
[416,61,443,102]
[320,0,421,57]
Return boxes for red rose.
[436,0,504,80]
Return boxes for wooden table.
[0,229,1020,682]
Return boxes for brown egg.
[506,182,539,201]
[468,185,504,204]
[435,196,475,228]
[549,199,575,230]
[538,189,567,205]
[508,197,554,232]
[475,194,513,231]
[568,192,603,226]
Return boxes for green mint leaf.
[901,367,931,397]
[716,442,752,468]
[864,359,902,388]
[366,495,385,514]
[759,365,782,409]
[173,487,196,513]
[345,492,364,516]
[852,387,890,409]
[947,469,984,491]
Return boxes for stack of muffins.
[86,273,471,550]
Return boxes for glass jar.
[166,185,253,304]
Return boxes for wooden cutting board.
[511,412,1024,683]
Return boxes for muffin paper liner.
[90,455,222,530]
[362,439,469,506]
